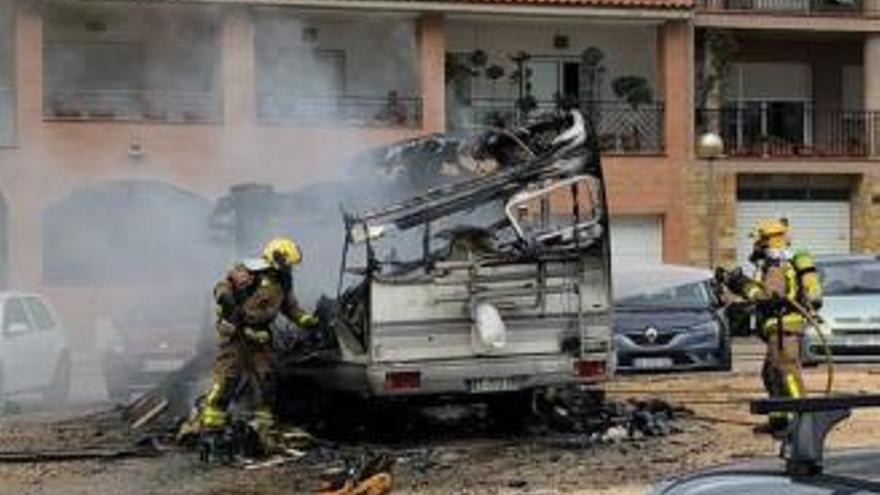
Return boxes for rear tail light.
[384,371,421,391]
[574,360,605,379]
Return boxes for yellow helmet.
[751,218,789,250]
[262,237,302,268]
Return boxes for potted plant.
[612,76,654,151]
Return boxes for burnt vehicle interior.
[259,110,614,405]
[324,110,610,360]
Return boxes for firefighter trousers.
[761,330,804,402]
[205,327,276,416]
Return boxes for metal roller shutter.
[736,201,851,265]
[610,215,663,267]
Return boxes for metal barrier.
[44,90,219,123]
[450,99,665,154]
[257,94,422,128]
[696,106,880,158]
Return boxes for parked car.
[0,292,71,403]
[101,294,210,401]
[613,265,731,372]
[803,254,880,365]
[649,449,880,494]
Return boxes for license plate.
[142,359,185,373]
[633,357,673,369]
[467,377,520,393]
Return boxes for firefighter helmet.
[751,218,789,250]
[262,237,302,268]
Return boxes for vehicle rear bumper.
[366,354,609,397]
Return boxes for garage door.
[736,201,850,264]
[610,215,663,267]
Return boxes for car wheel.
[45,353,71,405]
[718,340,733,371]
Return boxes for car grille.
[813,345,880,356]
[832,328,880,336]
[626,332,676,347]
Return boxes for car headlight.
[680,322,720,345]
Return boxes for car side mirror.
[4,322,29,335]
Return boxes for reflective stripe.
[200,405,227,428]
[785,373,803,399]
[762,313,805,334]
[745,286,763,300]
[205,382,223,405]
[784,264,798,300]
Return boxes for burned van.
[297,111,614,402]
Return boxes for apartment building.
[0,0,693,331]
[691,0,880,267]
[13,0,880,337]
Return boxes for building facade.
[2,0,875,334]
[691,0,880,267]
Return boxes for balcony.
[257,93,422,128]
[44,90,219,123]
[450,99,665,154]
[696,105,880,158]
[696,0,869,15]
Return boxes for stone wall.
[852,173,880,254]
[684,161,737,268]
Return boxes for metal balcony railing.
[696,106,880,158]
[696,0,869,15]
[0,86,13,146]
[449,99,665,154]
[257,93,422,128]
[44,89,219,123]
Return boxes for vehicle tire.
[45,352,71,405]
[714,323,733,372]
[718,339,733,372]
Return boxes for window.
[24,297,55,331]
[3,299,33,335]
[255,10,419,126]
[42,3,219,122]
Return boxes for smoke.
[2,0,426,408]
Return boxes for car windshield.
[617,280,713,309]
[819,261,880,296]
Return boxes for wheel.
[716,323,733,372]
[718,339,733,371]
[44,353,71,405]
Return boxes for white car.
[0,292,71,402]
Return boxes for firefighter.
[716,219,822,435]
[199,237,318,439]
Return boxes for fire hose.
[748,278,835,396]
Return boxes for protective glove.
[723,267,749,295]
[243,327,271,345]
[297,313,319,329]
[216,318,237,339]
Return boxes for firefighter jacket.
[727,251,822,337]
[214,261,312,330]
